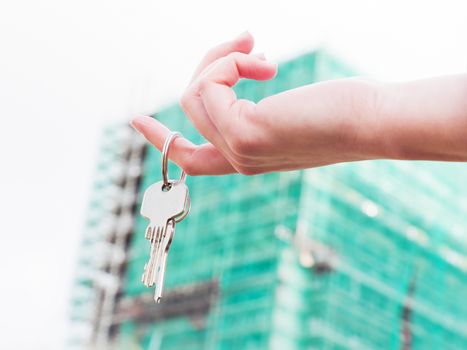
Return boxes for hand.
[131,31,380,175]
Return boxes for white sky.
[0,1,466,349]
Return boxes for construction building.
[69,51,467,350]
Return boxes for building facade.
[70,51,467,350]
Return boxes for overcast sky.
[0,1,466,349]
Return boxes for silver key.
[140,130,191,303]
[141,180,189,288]
[153,219,176,302]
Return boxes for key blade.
[142,226,162,287]
[154,250,168,302]
[144,225,154,240]
[150,224,166,289]
[149,226,163,286]
[154,221,176,303]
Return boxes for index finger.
[189,31,254,84]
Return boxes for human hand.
[131,31,380,175]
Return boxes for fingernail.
[130,118,138,129]
[130,115,150,129]
[130,116,141,128]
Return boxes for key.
[142,226,161,287]
[152,189,191,302]
[140,180,189,288]
[140,130,191,303]
[153,219,176,302]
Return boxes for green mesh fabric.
[118,51,467,350]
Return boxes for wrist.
[340,78,389,162]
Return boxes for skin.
[131,31,467,176]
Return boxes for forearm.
[255,78,383,167]
[367,74,467,162]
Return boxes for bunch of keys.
[140,132,190,303]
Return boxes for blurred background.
[0,1,466,349]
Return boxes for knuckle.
[223,52,242,67]
[215,55,233,70]
[235,165,258,176]
[197,79,210,93]
[229,133,256,156]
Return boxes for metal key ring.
[162,131,186,189]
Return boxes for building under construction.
[69,51,467,350]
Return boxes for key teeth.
[145,225,153,240]
[141,274,154,288]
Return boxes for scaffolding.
[69,126,145,349]
[70,50,467,350]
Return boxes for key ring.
[162,131,186,189]
[161,131,190,222]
